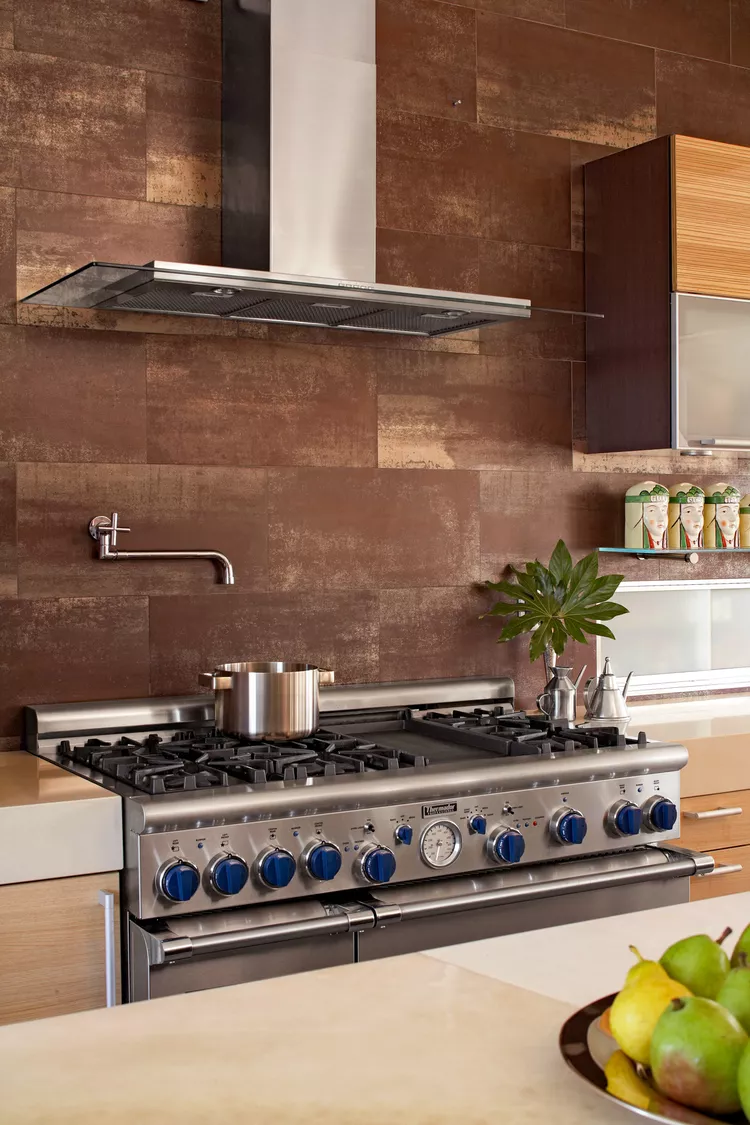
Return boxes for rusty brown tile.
[479,311,585,362]
[480,469,648,573]
[656,52,750,147]
[147,336,377,468]
[16,190,220,302]
[268,468,480,590]
[566,0,730,62]
[451,0,563,23]
[377,228,479,292]
[733,1,750,66]
[0,187,14,326]
[149,591,380,696]
[570,140,619,252]
[571,360,586,447]
[17,464,267,597]
[0,326,146,462]
[0,736,21,753]
[379,586,510,681]
[14,0,220,81]
[147,73,220,209]
[377,0,477,122]
[378,352,572,470]
[0,2,12,49]
[479,239,584,310]
[0,465,16,597]
[0,596,149,736]
[378,112,571,248]
[0,50,146,198]
[477,13,656,145]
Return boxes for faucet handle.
[88,512,131,543]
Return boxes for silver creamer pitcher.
[537,665,586,724]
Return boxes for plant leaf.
[575,619,617,640]
[499,617,533,641]
[548,539,573,584]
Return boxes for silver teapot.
[582,657,633,730]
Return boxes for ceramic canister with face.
[668,483,705,550]
[741,495,750,549]
[624,481,670,550]
[704,483,741,549]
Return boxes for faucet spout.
[88,514,236,585]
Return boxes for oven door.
[356,845,714,961]
[128,899,374,1002]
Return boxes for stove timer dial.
[419,820,462,868]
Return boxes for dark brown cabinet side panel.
[584,135,672,453]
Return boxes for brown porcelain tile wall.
[1,0,750,743]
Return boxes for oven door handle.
[383,847,712,924]
[154,905,376,963]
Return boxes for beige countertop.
[629,692,750,742]
[7,893,750,1124]
[0,753,122,884]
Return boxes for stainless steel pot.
[199,662,335,741]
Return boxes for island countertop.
[4,893,750,1124]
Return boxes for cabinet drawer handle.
[98,890,116,1008]
[684,807,743,820]
[699,863,744,878]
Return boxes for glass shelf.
[599,547,750,565]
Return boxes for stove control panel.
[134,770,682,918]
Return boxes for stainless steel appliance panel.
[358,847,711,960]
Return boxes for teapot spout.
[573,664,587,691]
[622,671,633,701]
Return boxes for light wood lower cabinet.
[690,844,750,902]
[0,872,120,1025]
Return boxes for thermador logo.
[422,802,458,817]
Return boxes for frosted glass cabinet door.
[675,293,750,450]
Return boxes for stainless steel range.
[25,677,713,1002]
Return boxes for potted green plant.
[482,539,628,681]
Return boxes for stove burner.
[416,708,645,757]
[58,729,429,793]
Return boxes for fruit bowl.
[560,995,746,1124]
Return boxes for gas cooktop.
[56,705,647,795]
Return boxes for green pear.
[650,996,747,1115]
[660,928,732,999]
[737,1037,750,1119]
[716,953,750,1034]
[732,922,750,969]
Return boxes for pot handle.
[199,672,233,690]
[537,691,552,717]
[319,669,335,686]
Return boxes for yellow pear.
[605,1050,653,1111]
[610,976,692,1065]
[625,945,670,989]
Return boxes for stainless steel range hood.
[19,0,582,338]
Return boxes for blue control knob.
[395,824,413,845]
[161,860,200,903]
[362,846,397,884]
[555,810,588,845]
[258,848,296,889]
[210,854,249,896]
[613,803,642,837]
[306,842,342,881]
[469,814,487,835]
[647,797,678,833]
[493,829,525,864]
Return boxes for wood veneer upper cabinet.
[0,872,120,1025]
[673,136,750,299]
[584,133,750,454]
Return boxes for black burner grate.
[58,728,429,793]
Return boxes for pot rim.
[211,661,320,675]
